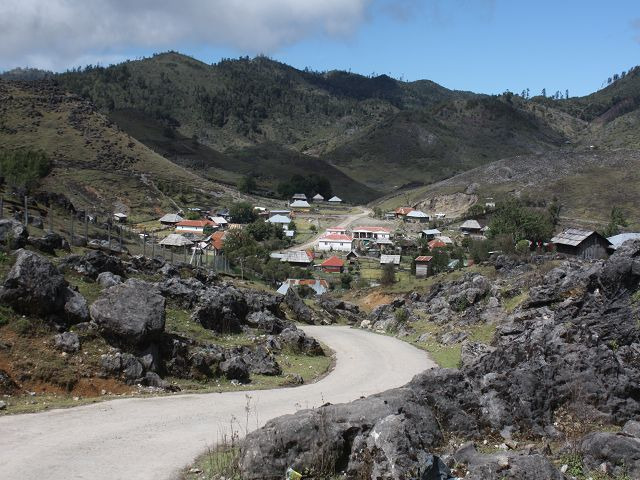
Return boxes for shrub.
[515,239,530,255]
[380,263,396,285]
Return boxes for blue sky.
[3,0,640,97]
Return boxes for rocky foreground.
[0,219,324,397]
[239,241,640,479]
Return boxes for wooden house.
[551,229,611,259]
[320,256,345,273]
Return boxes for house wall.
[416,264,430,278]
[176,226,204,233]
[556,235,609,260]
[322,266,343,273]
[318,240,352,252]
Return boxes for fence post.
[24,195,28,225]
[119,226,123,250]
[143,230,146,257]
[108,224,111,251]
[71,215,75,246]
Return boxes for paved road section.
[0,326,434,480]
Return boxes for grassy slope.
[0,80,229,219]
[377,148,640,228]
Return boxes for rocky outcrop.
[90,279,165,347]
[240,241,640,478]
[278,328,323,355]
[283,287,314,324]
[28,231,68,254]
[54,331,80,353]
[191,284,248,333]
[59,250,126,279]
[0,249,89,324]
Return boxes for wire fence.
[0,194,233,272]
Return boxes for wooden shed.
[415,256,433,278]
[551,228,611,260]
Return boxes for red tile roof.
[428,239,446,250]
[415,256,433,262]
[394,207,415,215]
[210,231,226,250]
[176,219,216,228]
[320,233,353,242]
[321,256,345,267]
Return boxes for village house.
[290,200,311,212]
[280,250,314,266]
[320,256,345,273]
[214,208,230,220]
[159,213,183,226]
[209,231,226,255]
[159,233,193,248]
[415,255,433,278]
[328,196,342,204]
[267,214,295,237]
[113,212,127,223]
[352,226,392,241]
[380,254,401,266]
[326,226,347,235]
[346,250,360,263]
[607,232,640,251]
[175,219,217,234]
[460,219,483,235]
[406,210,430,223]
[551,229,611,260]
[436,235,454,246]
[312,193,325,202]
[209,216,228,228]
[269,209,291,216]
[317,233,353,252]
[394,207,414,218]
[421,228,441,240]
[276,279,329,296]
[428,238,447,251]
[292,193,307,201]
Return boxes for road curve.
[0,326,434,480]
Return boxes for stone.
[0,400,6,410]
[54,332,80,353]
[63,288,90,324]
[623,420,640,438]
[0,369,19,395]
[90,279,165,347]
[283,287,314,324]
[192,285,248,333]
[242,347,281,376]
[59,250,125,279]
[28,231,67,254]
[278,328,323,355]
[0,219,28,250]
[219,356,250,383]
[580,431,640,478]
[96,271,122,288]
[246,311,292,334]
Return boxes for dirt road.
[286,206,372,251]
[0,326,433,480]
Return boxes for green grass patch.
[503,291,529,313]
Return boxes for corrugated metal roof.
[290,200,311,207]
[422,229,441,235]
[159,213,183,223]
[415,256,433,262]
[321,256,345,267]
[551,228,597,247]
[267,214,291,224]
[353,226,391,233]
[328,196,342,202]
[380,254,401,265]
[281,251,313,263]
[406,210,429,218]
[607,232,640,249]
[277,279,328,295]
[159,234,193,247]
[460,220,482,230]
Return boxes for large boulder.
[90,279,165,347]
[0,249,88,323]
[246,311,293,334]
[219,356,250,382]
[580,431,640,478]
[278,328,323,355]
[96,271,122,289]
[240,386,442,480]
[28,231,68,254]
[242,346,282,376]
[283,287,314,324]
[191,285,248,333]
[158,277,204,308]
[59,250,126,279]
[0,219,28,250]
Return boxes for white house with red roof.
[317,233,353,252]
[175,219,217,234]
[352,226,392,241]
[326,226,347,235]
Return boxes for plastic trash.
[286,467,302,480]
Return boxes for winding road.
[0,326,433,480]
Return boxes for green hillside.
[0,80,227,220]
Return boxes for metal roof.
[312,194,325,200]
[551,228,600,247]
[406,210,429,218]
[290,200,311,208]
[607,232,640,249]
[328,196,342,202]
[460,220,482,230]
[422,229,441,235]
[276,279,329,296]
[281,251,313,264]
[267,214,292,224]
[380,254,401,265]
[415,256,433,262]
[159,213,183,223]
[159,234,193,247]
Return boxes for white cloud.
[0,0,380,70]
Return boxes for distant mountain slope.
[55,51,578,195]
[376,148,640,228]
[0,80,225,219]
